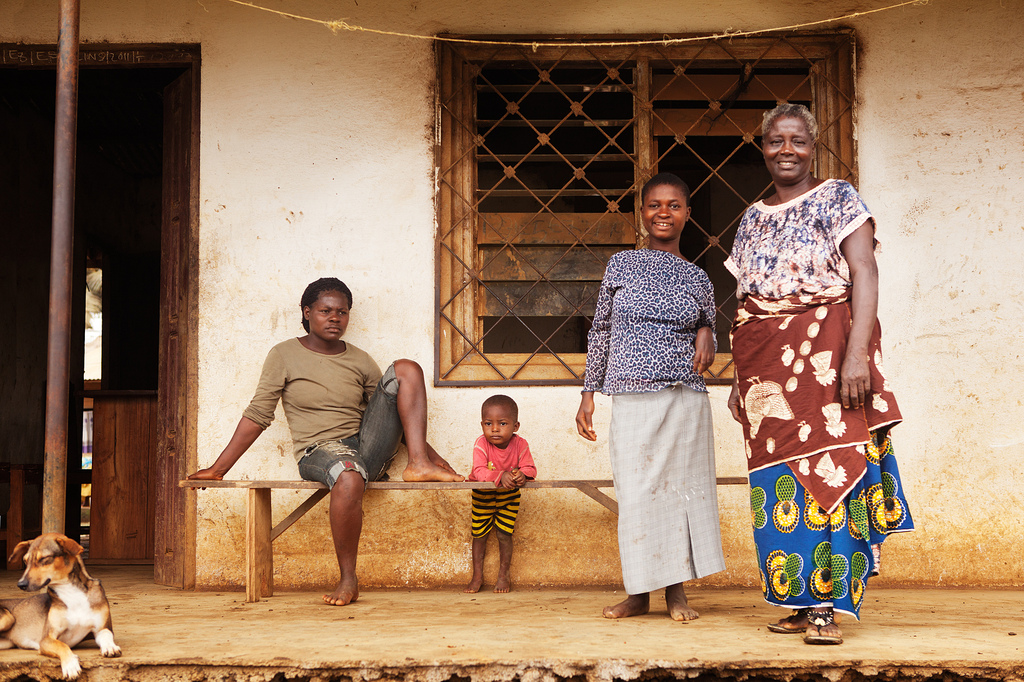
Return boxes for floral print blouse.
[725,180,875,300]
[584,249,716,395]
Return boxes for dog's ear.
[55,535,85,558]
[8,540,32,567]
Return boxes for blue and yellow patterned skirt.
[749,431,914,619]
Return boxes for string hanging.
[219,0,931,48]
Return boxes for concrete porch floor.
[0,566,1022,682]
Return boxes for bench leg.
[246,488,273,602]
[574,482,619,515]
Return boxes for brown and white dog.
[0,533,121,679]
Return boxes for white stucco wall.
[4,0,1022,589]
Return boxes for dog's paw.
[96,629,121,657]
[60,654,82,679]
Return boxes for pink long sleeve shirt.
[468,434,537,483]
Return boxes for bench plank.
[181,476,747,602]
[180,478,746,489]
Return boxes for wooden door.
[153,66,199,588]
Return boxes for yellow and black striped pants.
[470,488,521,537]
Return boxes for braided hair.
[299,277,353,332]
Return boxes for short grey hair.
[762,103,818,141]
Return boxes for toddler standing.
[463,395,537,593]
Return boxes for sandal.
[767,608,809,634]
[803,609,843,645]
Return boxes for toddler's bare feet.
[323,576,359,606]
[665,583,699,621]
[494,573,511,593]
[603,592,649,618]
[464,575,483,593]
[403,461,465,482]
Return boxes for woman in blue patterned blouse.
[576,172,726,620]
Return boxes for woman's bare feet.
[603,592,650,618]
[403,461,465,482]
[426,445,462,476]
[323,575,359,606]
[665,583,699,621]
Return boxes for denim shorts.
[297,363,402,487]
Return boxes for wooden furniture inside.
[0,464,43,570]
[89,391,158,563]
[179,476,747,602]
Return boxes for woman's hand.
[693,327,715,375]
[839,222,879,412]
[186,417,264,483]
[727,381,742,423]
[575,392,597,441]
[188,467,227,481]
[840,351,871,410]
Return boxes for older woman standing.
[726,105,913,644]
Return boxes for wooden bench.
[179,476,747,602]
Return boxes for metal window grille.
[436,33,856,386]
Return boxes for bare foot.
[426,446,461,476]
[403,461,465,482]
[323,576,359,606]
[494,573,510,593]
[464,575,483,593]
[603,593,650,619]
[665,583,699,621]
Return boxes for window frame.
[434,32,857,387]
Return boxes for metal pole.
[42,0,80,534]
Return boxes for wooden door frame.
[0,44,201,588]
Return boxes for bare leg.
[392,359,464,481]
[603,592,650,619]
[494,531,513,593]
[324,471,363,605]
[665,582,699,621]
[464,536,486,593]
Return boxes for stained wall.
[3,0,1022,589]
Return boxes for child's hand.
[497,471,518,489]
[511,470,527,487]
[693,327,715,375]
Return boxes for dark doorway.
[0,49,199,586]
